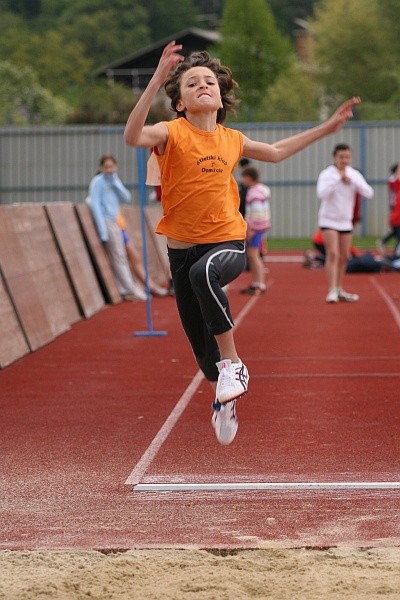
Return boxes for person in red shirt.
[378,163,400,256]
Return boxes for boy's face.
[177,66,222,114]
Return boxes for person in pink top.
[124,40,362,444]
[240,166,271,295]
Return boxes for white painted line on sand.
[134,481,400,492]
[125,295,260,486]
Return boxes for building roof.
[94,27,220,90]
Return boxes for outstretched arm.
[123,41,184,149]
[243,97,361,163]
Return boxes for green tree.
[0,11,92,97]
[0,11,31,56]
[268,0,320,37]
[36,0,150,69]
[68,80,170,124]
[0,60,70,124]
[258,62,321,122]
[68,81,136,124]
[33,0,70,29]
[0,0,41,19]
[59,9,149,70]
[218,0,292,119]
[192,0,224,27]
[4,29,92,96]
[376,0,400,57]
[146,0,200,42]
[311,0,398,106]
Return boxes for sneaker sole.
[211,417,238,445]
[216,389,248,406]
[211,403,238,445]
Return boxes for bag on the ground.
[346,252,381,273]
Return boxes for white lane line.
[125,370,204,485]
[249,355,400,361]
[265,256,303,263]
[134,481,400,492]
[370,276,400,330]
[250,372,400,378]
[125,294,260,486]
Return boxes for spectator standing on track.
[317,143,374,304]
[88,154,146,301]
[240,166,271,295]
[237,158,268,263]
[377,163,400,257]
[123,40,362,445]
[237,157,251,217]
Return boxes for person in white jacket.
[317,143,374,303]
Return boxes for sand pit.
[0,547,399,599]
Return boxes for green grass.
[268,237,377,251]
[352,237,377,250]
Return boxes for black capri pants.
[168,240,246,381]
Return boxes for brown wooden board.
[0,211,55,351]
[120,205,169,287]
[45,203,104,318]
[0,269,30,368]
[0,205,80,351]
[74,204,121,305]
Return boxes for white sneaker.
[326,288,339,303]
[123,290,146,302]
[338,289,359,302]
[150,284,169,297]
[134,282,149,301]
[211,400,238,445]
[124,286,147,301]
[216,359,249,404]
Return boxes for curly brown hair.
[164,51,239,124]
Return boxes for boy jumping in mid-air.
[124,41,361,445]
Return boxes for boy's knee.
[189,263,207,290]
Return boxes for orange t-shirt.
[154,118,246,244]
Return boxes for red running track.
[0,260,399,550]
